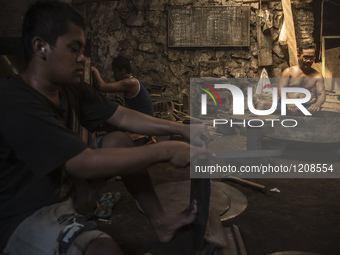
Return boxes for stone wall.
[84,0,315,102]
[0,0,37,37]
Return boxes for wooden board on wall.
[257,15,273,66]
[168,6,250,48]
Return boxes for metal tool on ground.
[224,176,267,194]
[212,150,283,159]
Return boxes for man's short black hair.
[22,0,85,62]
[298,42,316,54]
[112,55,132,74]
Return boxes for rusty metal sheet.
[213,150,283,159]
[263,111,340,143]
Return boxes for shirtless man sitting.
[256,42,326,114]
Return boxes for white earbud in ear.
[41,47,45,53]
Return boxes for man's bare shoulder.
[120,77,140,96]
[309,68,323,78]
[121,77,139,86]
[283,66,322,78]
[281,66,299,78]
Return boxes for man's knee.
[101,131,134,148]
[256,100,272,110]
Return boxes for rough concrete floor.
[79,131,340,255]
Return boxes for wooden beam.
[257,11,273,67]
[281,0,298,66]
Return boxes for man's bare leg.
[102,131,197,242]
[121,171,197,242]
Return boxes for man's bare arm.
[278,68,291,98]
[308,78,326,113]
[91,66,138,95]
[64,141,212,179]
[279,67,299,112]
[63,108,214,178]
[107,106,211,147]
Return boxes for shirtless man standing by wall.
[257,42,326,114]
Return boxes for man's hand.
[91,66,99,74]
[308,103,321,113]
[287,104,299,114]
[164,141,215,168]
[182,124,212,148]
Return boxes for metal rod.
[212,149,283,159]
[225,176,267,194]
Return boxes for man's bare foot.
[151,199,198,243]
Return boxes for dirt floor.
[80,130,340,255]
